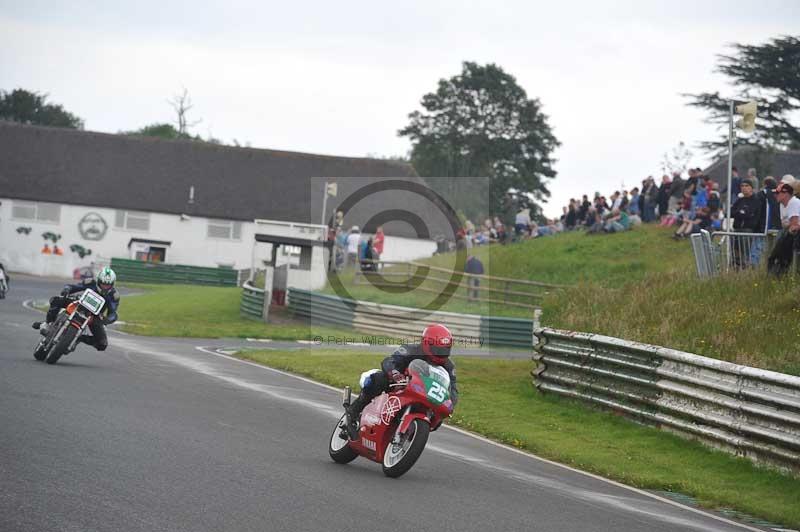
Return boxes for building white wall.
[0,199,438,288]
[0,199,297,281]
[379,236,438,262]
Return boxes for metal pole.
[321,180,329,226]
[726,100,734,230]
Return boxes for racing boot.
[32,321,49,336]
[344,394,369,440]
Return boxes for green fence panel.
[111,258,238,286]
[287,288,356,329]
[240,287,265,320]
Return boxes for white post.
[262,265,274,323]
[321,180,329,226]
[726,100,734,230]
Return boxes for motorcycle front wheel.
[382,418,430,478]
[33,338,48,361]
[45,326,78,365]
[329,414,358,464]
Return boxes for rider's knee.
[95,341,108,351]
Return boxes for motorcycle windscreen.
[408,359,450,405]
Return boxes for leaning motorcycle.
[33,289,106,365]
[0,270,7,299]
[329,359,454,478]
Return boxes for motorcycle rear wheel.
[45,327,78,365]
[382,418,429,478]
[329,414,358,464]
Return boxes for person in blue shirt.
[32,267,120,351]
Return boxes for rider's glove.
[60,287,71,297]
[389,370,404,383]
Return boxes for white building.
[0,122,446,289]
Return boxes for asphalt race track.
[0,276,774,532]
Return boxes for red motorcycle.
[328,359,454,478]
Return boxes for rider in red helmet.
[344,323,459,439]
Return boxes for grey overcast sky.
[2,1,798,218]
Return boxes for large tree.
[0,88,84,129]
[399,62,559,221]
[685,35,800,155]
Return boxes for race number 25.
[428,381,447,402]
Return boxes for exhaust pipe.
[342,386,352,407]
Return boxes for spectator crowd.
[327,165,800,275]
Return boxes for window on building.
[282,245,301,257]
[12,201,61,223]
[207,220,242,240]
[115,210,150,231]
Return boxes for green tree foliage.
[123,123,195,140]
[0,88,84,129]
[399,62,559,222]
[685,35,800,155]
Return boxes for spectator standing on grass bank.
[373,226,385,264]
[759,177,782,231]
[360,238,376,272]
[727,166,742,201]
[514,207,531,238]
[669,171,685,215]
[346,226,361,269]
[658,175,671,221]
[642,177,658,222]
[731,179,761,269]
[465,255,484,302]
[767,183,800,276]
[578,195,590,224]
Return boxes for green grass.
[237,349,800,528]
[116,283,356,341]
[541,268,800,376]
[321,224,694,319]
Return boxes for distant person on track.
[465,255,484,301]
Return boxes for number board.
[79,289,106,315]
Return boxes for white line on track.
[191,346,768,532]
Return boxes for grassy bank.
[237,349,800,528]
[541,269,800,376]
[116,283,355,340]
[321,224,693,319]
[325,225,799,374]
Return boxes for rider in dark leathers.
[345,324,458,439]
[33,267,120,351]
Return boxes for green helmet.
[96,267,116,294]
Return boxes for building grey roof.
[703,146,800,187]
[0,121,453,239]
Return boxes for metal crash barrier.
[533,328,800,475]
[240,281,267,321]
[287,288,537,349]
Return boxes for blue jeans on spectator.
[749,237,765,267]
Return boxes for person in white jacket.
[346,226,361,269]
